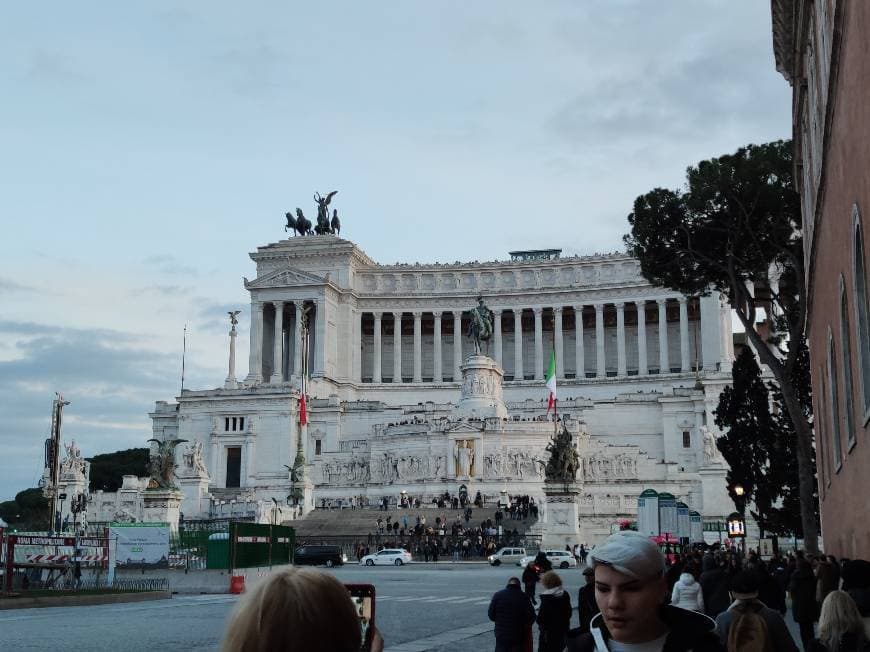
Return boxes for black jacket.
[538,590,573,652]
[699,567,731,619]
[788,565,818,623]
[807,632,870,652]
[577,584,600,634]
[489,584,536,645]
[566,604,725,652]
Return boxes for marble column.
[493,309,503,367]
[657,299,670,373]
[637,301,648,375]
[574,305,585,379]
[393,312,403,383]
[616,302,626,376]
[679,296,690,372]
[453,312,462,380]
[372,312,382,383]
[293,303,303,377]
[313,299,326,376]
[554,307,564,379]
[595,303,606,377]
[271,301,284,383]
[433,312,443,382]
[244,436,255,487]
[514,309,523,380]
[245,301,264,383]
[533,307,544,380]
[225,318,238,389]
[413,311,423,383]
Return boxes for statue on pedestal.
[544,424,580,489]
[147,438,188,489]
[467,296,494,355]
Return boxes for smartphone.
[345,583,376,652]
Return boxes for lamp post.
[734,484,746,554]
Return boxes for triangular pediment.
[244,266,326,289]
[444,421,485,434]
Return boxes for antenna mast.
[181,323,188,393]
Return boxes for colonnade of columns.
[360,297,699,384]
[245,299,318,384]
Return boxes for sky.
[0,1,792,502]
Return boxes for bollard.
[229,575,246,594]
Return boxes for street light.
[730,484,746,554]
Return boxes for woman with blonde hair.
[221,566,383,652]
[537,570,572,652]
[809,590,870,652]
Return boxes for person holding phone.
[221,567,384,652]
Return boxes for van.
[488,547,527,566]
[294,545,345,567]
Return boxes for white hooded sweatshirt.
[671,572,705,612]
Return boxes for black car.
[293,545,345,567]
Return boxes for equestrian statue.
[467,296,495,355]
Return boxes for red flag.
[299,393,308,425]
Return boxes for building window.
[839,276,856,450]
[315,439,322,456]
[826,329,843,471]
[853,206,870,419]
[682,431,691,448]
[224,416,246,432]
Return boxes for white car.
[360,548,413,566]
[519,550,578,569]
[488,547,527,566]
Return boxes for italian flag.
[545,350,557,414]
[299,392,308,426]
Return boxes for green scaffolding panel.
[229,523,295,570]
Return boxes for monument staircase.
[289,505,539,541]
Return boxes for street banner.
[676,502,691,541]
[110,523,170,569]
[689,511,703,543]
[658,493,678,538]
[637,489,659,536]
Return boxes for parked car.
[488,547,527,566]
[293,545,346,567]
[519,550,578,569]
[360,548,413,566]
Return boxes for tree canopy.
[86,448,149,492]
[624,140,819,553]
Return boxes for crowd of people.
[354,510,528,562]
[488,534,870,652]
[220,527,870,652]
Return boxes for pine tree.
[765,338,819,536]
[714,347,779,537]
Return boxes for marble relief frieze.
[353,262,647,298]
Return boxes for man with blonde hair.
[567,531,723,651]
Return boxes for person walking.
[489,577,536,652]
[523,561,540,605]
[537,571,572,652]
[576,566,600,635]
[713,570,798,652]
[701,554,732,619]
[672,563,705,613]
[790,557,819,650]
[808,590,870,652]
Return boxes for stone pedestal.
[143,488,184,533]
[698,465,731,521]
[456,355,508,419]
[541,484,582,549]
[177,475,210,519]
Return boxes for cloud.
[0,276,37,294]
[143,254,199,276]
[0,322,214,501]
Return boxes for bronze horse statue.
[294,208,313,236]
